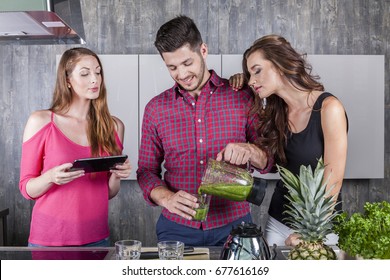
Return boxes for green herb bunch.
[334,201,390,259]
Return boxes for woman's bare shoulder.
[321,95,347,133]
[112,116,125,140]
[322,95,345,115]
[112,116,124,130]
[23,110,52,142]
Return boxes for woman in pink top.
[19,48,131,247]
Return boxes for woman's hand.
[49,163,85,185]
[229,73,245,91]
[110,158,132,179]
[285,233,302,247]
[108,158,131,199]
[26,163,85,198]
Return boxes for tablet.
[69,155,128,173]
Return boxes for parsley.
[334,201,390,259]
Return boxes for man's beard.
[180,57,206,93]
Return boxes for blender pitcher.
[198,159,267,206]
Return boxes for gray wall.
[0,0,389,247]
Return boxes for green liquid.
[198,183,252,201]
[193,206,209,221]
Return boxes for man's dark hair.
[154,15,203,54]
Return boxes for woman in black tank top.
[232,35,348,247]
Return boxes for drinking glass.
[115,240,142,260]
[157,241,184,260]
[192,193,211,222]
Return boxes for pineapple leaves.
[277,158,340,243]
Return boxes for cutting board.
[141,247,209,260]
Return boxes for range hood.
[0,0,85,45]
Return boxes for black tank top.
[268,92,344,224]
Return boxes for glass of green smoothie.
[192,193,211,222]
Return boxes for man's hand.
[216,143,252,165]
[151,188,199,220]
[216,143,268,169]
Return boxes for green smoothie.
[192,194,211,221]
[193,206,209,221]
[198,183,252,201]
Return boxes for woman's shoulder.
[23,110,52,142]
[320,93,347,127]
[112,116,125,139]
[112,116,124,130]
[320,92,345,113]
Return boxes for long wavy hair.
[50,47,121,156]
[242,35,324,164]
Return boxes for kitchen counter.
[0,246,114,260]
[0,245,348,260]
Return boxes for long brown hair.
[50,47,121,156]
[243,35,324,164]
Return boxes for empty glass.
[157,241,184,260]
[115,240,142,260]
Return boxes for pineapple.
[277,158,339,260]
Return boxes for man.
[137,15,270,246]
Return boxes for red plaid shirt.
[137,71,270,230]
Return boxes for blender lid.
[230,222,263,237]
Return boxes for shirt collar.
[173,70,224,100]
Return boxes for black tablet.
[69,155,128,173]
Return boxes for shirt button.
[197,119,202,123]
[192,102,195,106]
[199,139,203,143]
[210,91,213,94]
[200,160,204,165]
